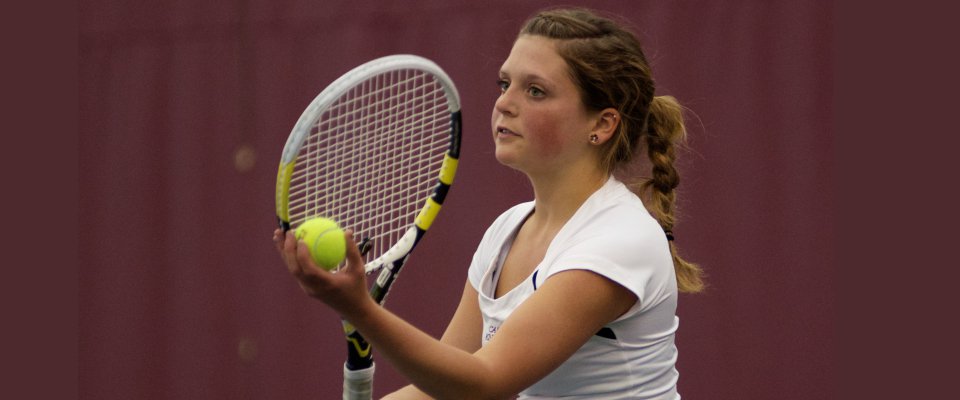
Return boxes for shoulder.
[569,180,666,247]
[481,201,534,242]
[557,202,670,269]
[541,181,675,310]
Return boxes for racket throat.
[364,226,421,274]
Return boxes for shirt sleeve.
[540,208,675,318]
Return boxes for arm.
[382,280,483,400]
[354,269,634,399]
[276,230,635,399]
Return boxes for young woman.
[274,8,703,399]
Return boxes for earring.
[589,134,599,144]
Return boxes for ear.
[589,108,620,145]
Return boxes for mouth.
[495,126,519,139]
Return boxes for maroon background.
[79,1,835,399]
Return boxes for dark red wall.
[79,1,834,398]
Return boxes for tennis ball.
[294,217,347,270]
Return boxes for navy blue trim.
[531,270,539,290]
[596,327,617,339]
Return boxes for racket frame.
[274,54,462,399]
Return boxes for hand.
[272,228,375,319]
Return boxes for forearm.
[381,384,432,400]
[347,302,506,399]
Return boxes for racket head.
[276,54,461,274]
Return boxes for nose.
[493,88,516,116]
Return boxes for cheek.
[526,114,569,158]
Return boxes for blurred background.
[79,1,834,398]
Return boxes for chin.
[493,148,521,170]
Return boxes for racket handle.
[342,362,375,400]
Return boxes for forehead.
[500,35,571,82]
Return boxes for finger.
[342,229,365,274]
[273,228,285,253]
[282,231,301,275]
[283,230,297,252]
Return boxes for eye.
[528,86,545,97]
[496,79,509,93]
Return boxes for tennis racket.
[275,54,461,400]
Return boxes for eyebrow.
[498,70,554,86]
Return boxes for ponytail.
[641,96,704,293]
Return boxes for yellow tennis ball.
[294,217,346,270]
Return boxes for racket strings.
[287,68,450,259]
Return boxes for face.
[491,35,597,175]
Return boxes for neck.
[526,166,609,228]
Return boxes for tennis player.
[275,7,703,399]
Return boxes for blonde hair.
[521,8,704,293]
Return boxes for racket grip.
[342,362,375,400]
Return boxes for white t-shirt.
[468,177,681,399]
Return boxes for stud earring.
[589,134,599,144]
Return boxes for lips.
[496,126,520,138]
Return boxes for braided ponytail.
[641,96,704,293]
